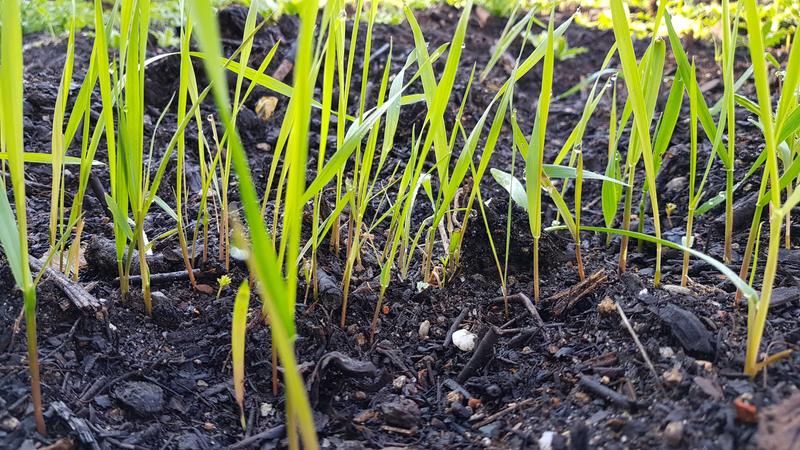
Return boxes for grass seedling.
[174,0,201,287]
[681,62,700,287]
[0,0,46,434]
[721,0,738,263]
[525,10,555,302]
[610,0,665,286]
[190,0,319,445]
[47,1,76,267]
[740,0,800,377]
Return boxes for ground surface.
[1,5,800,450]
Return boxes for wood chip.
[545,269,608,316]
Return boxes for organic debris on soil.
[1,4,799,449]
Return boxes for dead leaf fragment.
[734,398,758,424]
[255,96,279,122]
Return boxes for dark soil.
[2,5,800,450]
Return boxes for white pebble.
[452,329,477,352]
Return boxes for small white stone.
[418,320,431,339]
[392,375,408,392]
[260,403,273,417]
[452,329,478,352]
[538,431,556,450]
[0,416,20,431]
[659,347,675,359]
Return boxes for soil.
[2,5,800,450]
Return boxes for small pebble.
[0,416,20,431]
[418,320,431,339]
[452,329,477,352]
[538,431,556,450]
[597,297,616,315]
[392,375,408,392]
[663,367,683,386]
[446,390,464,405]
[664,421,683,447]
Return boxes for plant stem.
[681,209,694,287]
[724,168,734,263]
[618,168,635,274]
[23,288,46,435]
[745,215,782,376]
[533,238,540,302]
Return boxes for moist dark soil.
[2,5,800,450]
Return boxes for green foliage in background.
[22,0,800,47]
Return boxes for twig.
[51,401,101,450]
[229,425,286,449]
[578,375,635,409]
[545,269,607,316]
[489,293,549,341]
[40,318,81,363]
[472,398,535,429]
[490,293,546,327]
[120,268,211,286]
[443,378,473,400]
[457,326,499,383]
[616,303,661,386]
[444,307,468,348]
[30,256,106,317]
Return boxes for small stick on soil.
[51,400,100,450]
[444,307,469,348]
[443,378,473,400]
[457,326,499,384]
[489,293,545,327]
[472,398,535,429]
[79,370,139,403]
[578,375,634,410]
[616,303,661,386]
[120,268,209,286]
[30,256,106,316]
[545,269,607,316]
[229,425,286,449]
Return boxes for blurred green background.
[21,0,800,47]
